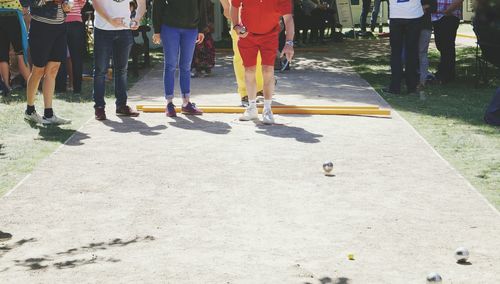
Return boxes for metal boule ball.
[455,247,470,262]
[323,161,333,173]
[426,272,442,283]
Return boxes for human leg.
[178,27,198,104]
[404,19,421,93]
[360,0,371,32]
[389,19,404,93]
[231,30,263,102]
[418,29,432,85]
[370,0,382,31]
[436,16,459,83]
[178,27,203,115]
[161,25,180,103]
[67,21,85,93]
[92,28,112,108]
[112,30,133,108]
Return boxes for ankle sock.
[44,108,53,119]
[26,105,35,115]
[264,100,272,111]
[249,99,257,108]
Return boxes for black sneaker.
[0,231,12,242]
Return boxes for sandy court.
[0,53,499,283]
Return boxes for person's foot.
[24,110,44,124]
[166,102,177,117]
[43,114,72,125]
[241,96,249,107]
[0,231,12,242]
[116,105,140,117]
[256,91,264,98]
[1,86,12,96]
[381,87,401,96]
[239,105,258,121]
[262,108,275,125]
[95,107,107,121]
[181,102,203,115]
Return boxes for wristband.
[285,40,294,47]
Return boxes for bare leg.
[262,65,275,100]
[27,66,45,106]
[16,55,31,82]
[0,62,11,89]
[244,66,257,103]
[41,61,61,109]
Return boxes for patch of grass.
[338,39,500,209]
[0,52,163,197]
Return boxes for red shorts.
[237,30,279,67]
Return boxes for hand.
[109,17,127,28]
[196,33,205,44]
[152,33,161,45]
[130,19,140,30]
[281,44,294,63]
[234,26,248,38]
[62,2,71,12]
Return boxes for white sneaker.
[24,111,44,124]
[42,114,71,125]
[239,106,258,121]
[262,108,275,125]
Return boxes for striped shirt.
[431,0,462,22]
[32,3,65,25]
[66,0,85,23]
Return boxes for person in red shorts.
[231,0,295,124]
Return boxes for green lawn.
[0,53,162,197]
[338,39,500,209]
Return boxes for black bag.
[484,88,500,126]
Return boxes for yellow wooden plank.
[141,106,391,116]
[136,104,381,111]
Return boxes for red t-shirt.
[231,0,292,34]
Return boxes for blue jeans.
[160,24,198,100]
[389,18,421,93]
[370,0,382,28]
[359,0,371,32]
[93,28,133,108]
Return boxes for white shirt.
[389,0,424,19]
[94,0,131,31]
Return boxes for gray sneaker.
[43,114,71,125]
[24,111,44,124]
[262,108,275,125]
[239,106,258,121]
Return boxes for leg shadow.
[255,123,323,143]
[102,117,167,136]
[168,115,232,135]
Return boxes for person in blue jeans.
[92,0,145,121]
[152,0,207,117]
